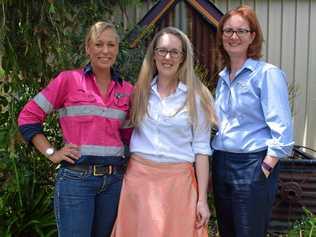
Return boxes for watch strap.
[262,161,273,172]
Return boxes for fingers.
[63,144,80,160]
[195,202,210,229]
[62,154,76,164]
[195,213,203,228]
[261,166,270,178]
[195,213,209,228]
[62,144,80,160]
[49,144,80,164]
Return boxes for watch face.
[46,148,55,156]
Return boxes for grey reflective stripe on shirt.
[80,145,124,156]
[58,105,126,121]
[34,93,54,114]
[121,120,133,128]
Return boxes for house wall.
[211,0,316,150]
[123,1,219,88]
[122,0,316,150]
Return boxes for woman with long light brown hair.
[111,26,216,237]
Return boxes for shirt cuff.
[267,143,294,159]
[19,123,43,143]
[193,146,212,156]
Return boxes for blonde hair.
[131,27,217,127]
[85,21,120,47]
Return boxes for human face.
[222,14,255,59]
[86,29,119,71]
[154,33,183,79]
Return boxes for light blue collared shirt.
[130,77,212,163]
[211,58,294,158]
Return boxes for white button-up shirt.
[130,78,212,163]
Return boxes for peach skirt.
[111,155,208,237]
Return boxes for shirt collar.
[83,63,123,85]
[151,76,188,93]
[219,58,258,81]
[243,58,258,72]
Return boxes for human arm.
[18,72,79,163]
[32,133,79,164]
[120,120,133,146]
[120,125,133,158]
[260,68,294,175]
[262,155,279,177]
[192,97,212,228]
[195,154,210,228]
[119,83,134,147]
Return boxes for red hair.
[217,5,264,68]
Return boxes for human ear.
[250,32,256,43]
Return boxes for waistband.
[213,149,267,159]
[61,163,126,176]
[131,154,192,168]
[61,155,127,166]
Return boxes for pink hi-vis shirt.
[18,65,133,163]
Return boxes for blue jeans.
[212,150,280,237]
[54,167,123,237]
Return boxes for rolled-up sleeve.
[192,98,212,156]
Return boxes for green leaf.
[0,67,5,78]
[48,4,56,14]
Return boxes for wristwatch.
[45,147,55,157]
[262,161,273,172]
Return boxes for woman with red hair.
[211,5,294,237]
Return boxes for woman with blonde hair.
[111,26,216,237]
[18,21,133,237]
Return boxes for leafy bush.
[0,1,146,236]
[287,208,316,237]
[0,1,219,236]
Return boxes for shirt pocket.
[237,81,249,93]
[235,81,260,110]
[67,90,97,105]
[113,93,130,111]
[64,90,97,123]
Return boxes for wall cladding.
[123,0,316,150]
[211,0,316,151]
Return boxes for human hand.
[195,200,210,228]
[262,155,278,178]
[49,144,80,164]
[261,166,270,178]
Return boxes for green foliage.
[0,65,58,236]
[208,192,219,237]
[0,0,147,236]
[0,1,217,236]
[288,208,316,237]
[194,60,216,95]
[0,150,56,237]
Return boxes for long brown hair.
[130,27,217,127]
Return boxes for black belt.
[63,164,125,176]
